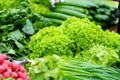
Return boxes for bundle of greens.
[0,8,51,59]
[0,8,33,58]
[59,58,120,80]
[28,55,120,80]
[0,0,53,59]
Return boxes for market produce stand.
[0,0,120,80]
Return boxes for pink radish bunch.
[0,54,29,80]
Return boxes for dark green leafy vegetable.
[0,7,51,59]
[22,19,35,35]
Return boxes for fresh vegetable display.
[0,54,28,80]
[43,0,117,28]
[0,0,120,80]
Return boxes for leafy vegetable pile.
[28,55,120,80]
[43,0,117,29]
[0,0,52,59]
[29,17,120,67]
[0,8,38,58]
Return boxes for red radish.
[19,65,25,72]
[12,72,18,78]
[20,72,28,79]
[7,69,12,75]
[0,74,3,78]
[3,71,11,78]
[0,54,7,64]
[0,57,5,64]
[11,62,20,71]
[4,60,11,67]
[17,71,23,78]
[2,63,9,72]
[0,65,5,73]
[0,54,7,59]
